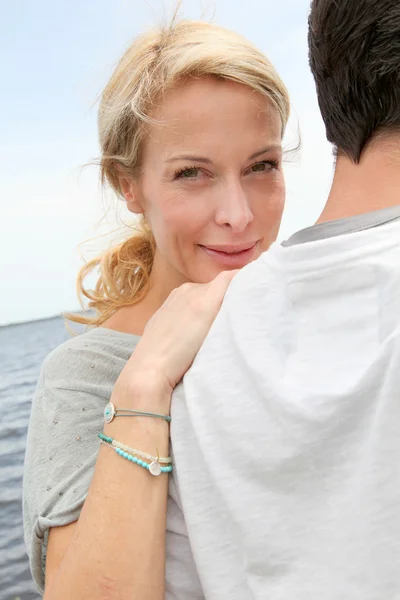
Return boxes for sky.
[0,0,334,326]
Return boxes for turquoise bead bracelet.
[98,433,173,476]
[98,433,172,464]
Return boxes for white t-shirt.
[171,213,400,599]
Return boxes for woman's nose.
[214,181,254,233]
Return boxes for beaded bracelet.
[100,440,173,476]
[98,433,172,464]
[98,432,172,464]
[99,434,173,477]
[104,402,171,424]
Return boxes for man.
[171,1,400,598]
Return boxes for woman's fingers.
[123,270,238,391]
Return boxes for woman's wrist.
[113,367,173,413]
[105,369,172,451]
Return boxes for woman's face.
[125,76,285,288]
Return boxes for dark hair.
[308,0,400,162]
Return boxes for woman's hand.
[118,270,238,396]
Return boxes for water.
[0,317,69,600]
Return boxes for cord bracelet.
[104,401,171,424]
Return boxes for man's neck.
[316,137,400,224]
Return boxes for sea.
[0,316,71,600]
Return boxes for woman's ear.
[119,175,144,214]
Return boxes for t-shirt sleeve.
[22,339,125,593]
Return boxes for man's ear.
[119,175,144,214]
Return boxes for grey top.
[283,204,400,246]
[23,205,400,596]
[23,327,203,597]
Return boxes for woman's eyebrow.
[165,155,212,164]
[165,145,281,164]
[248,145,281,161]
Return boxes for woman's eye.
[175,167,199,179]
[251,160,277,173]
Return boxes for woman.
[23,17,289,600]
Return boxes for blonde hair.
[69,18,290,327]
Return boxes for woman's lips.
[199,242,259,268]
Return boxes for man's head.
[308,0,400,163]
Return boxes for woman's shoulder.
[41,327,140,391]
[23,326,140,588]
